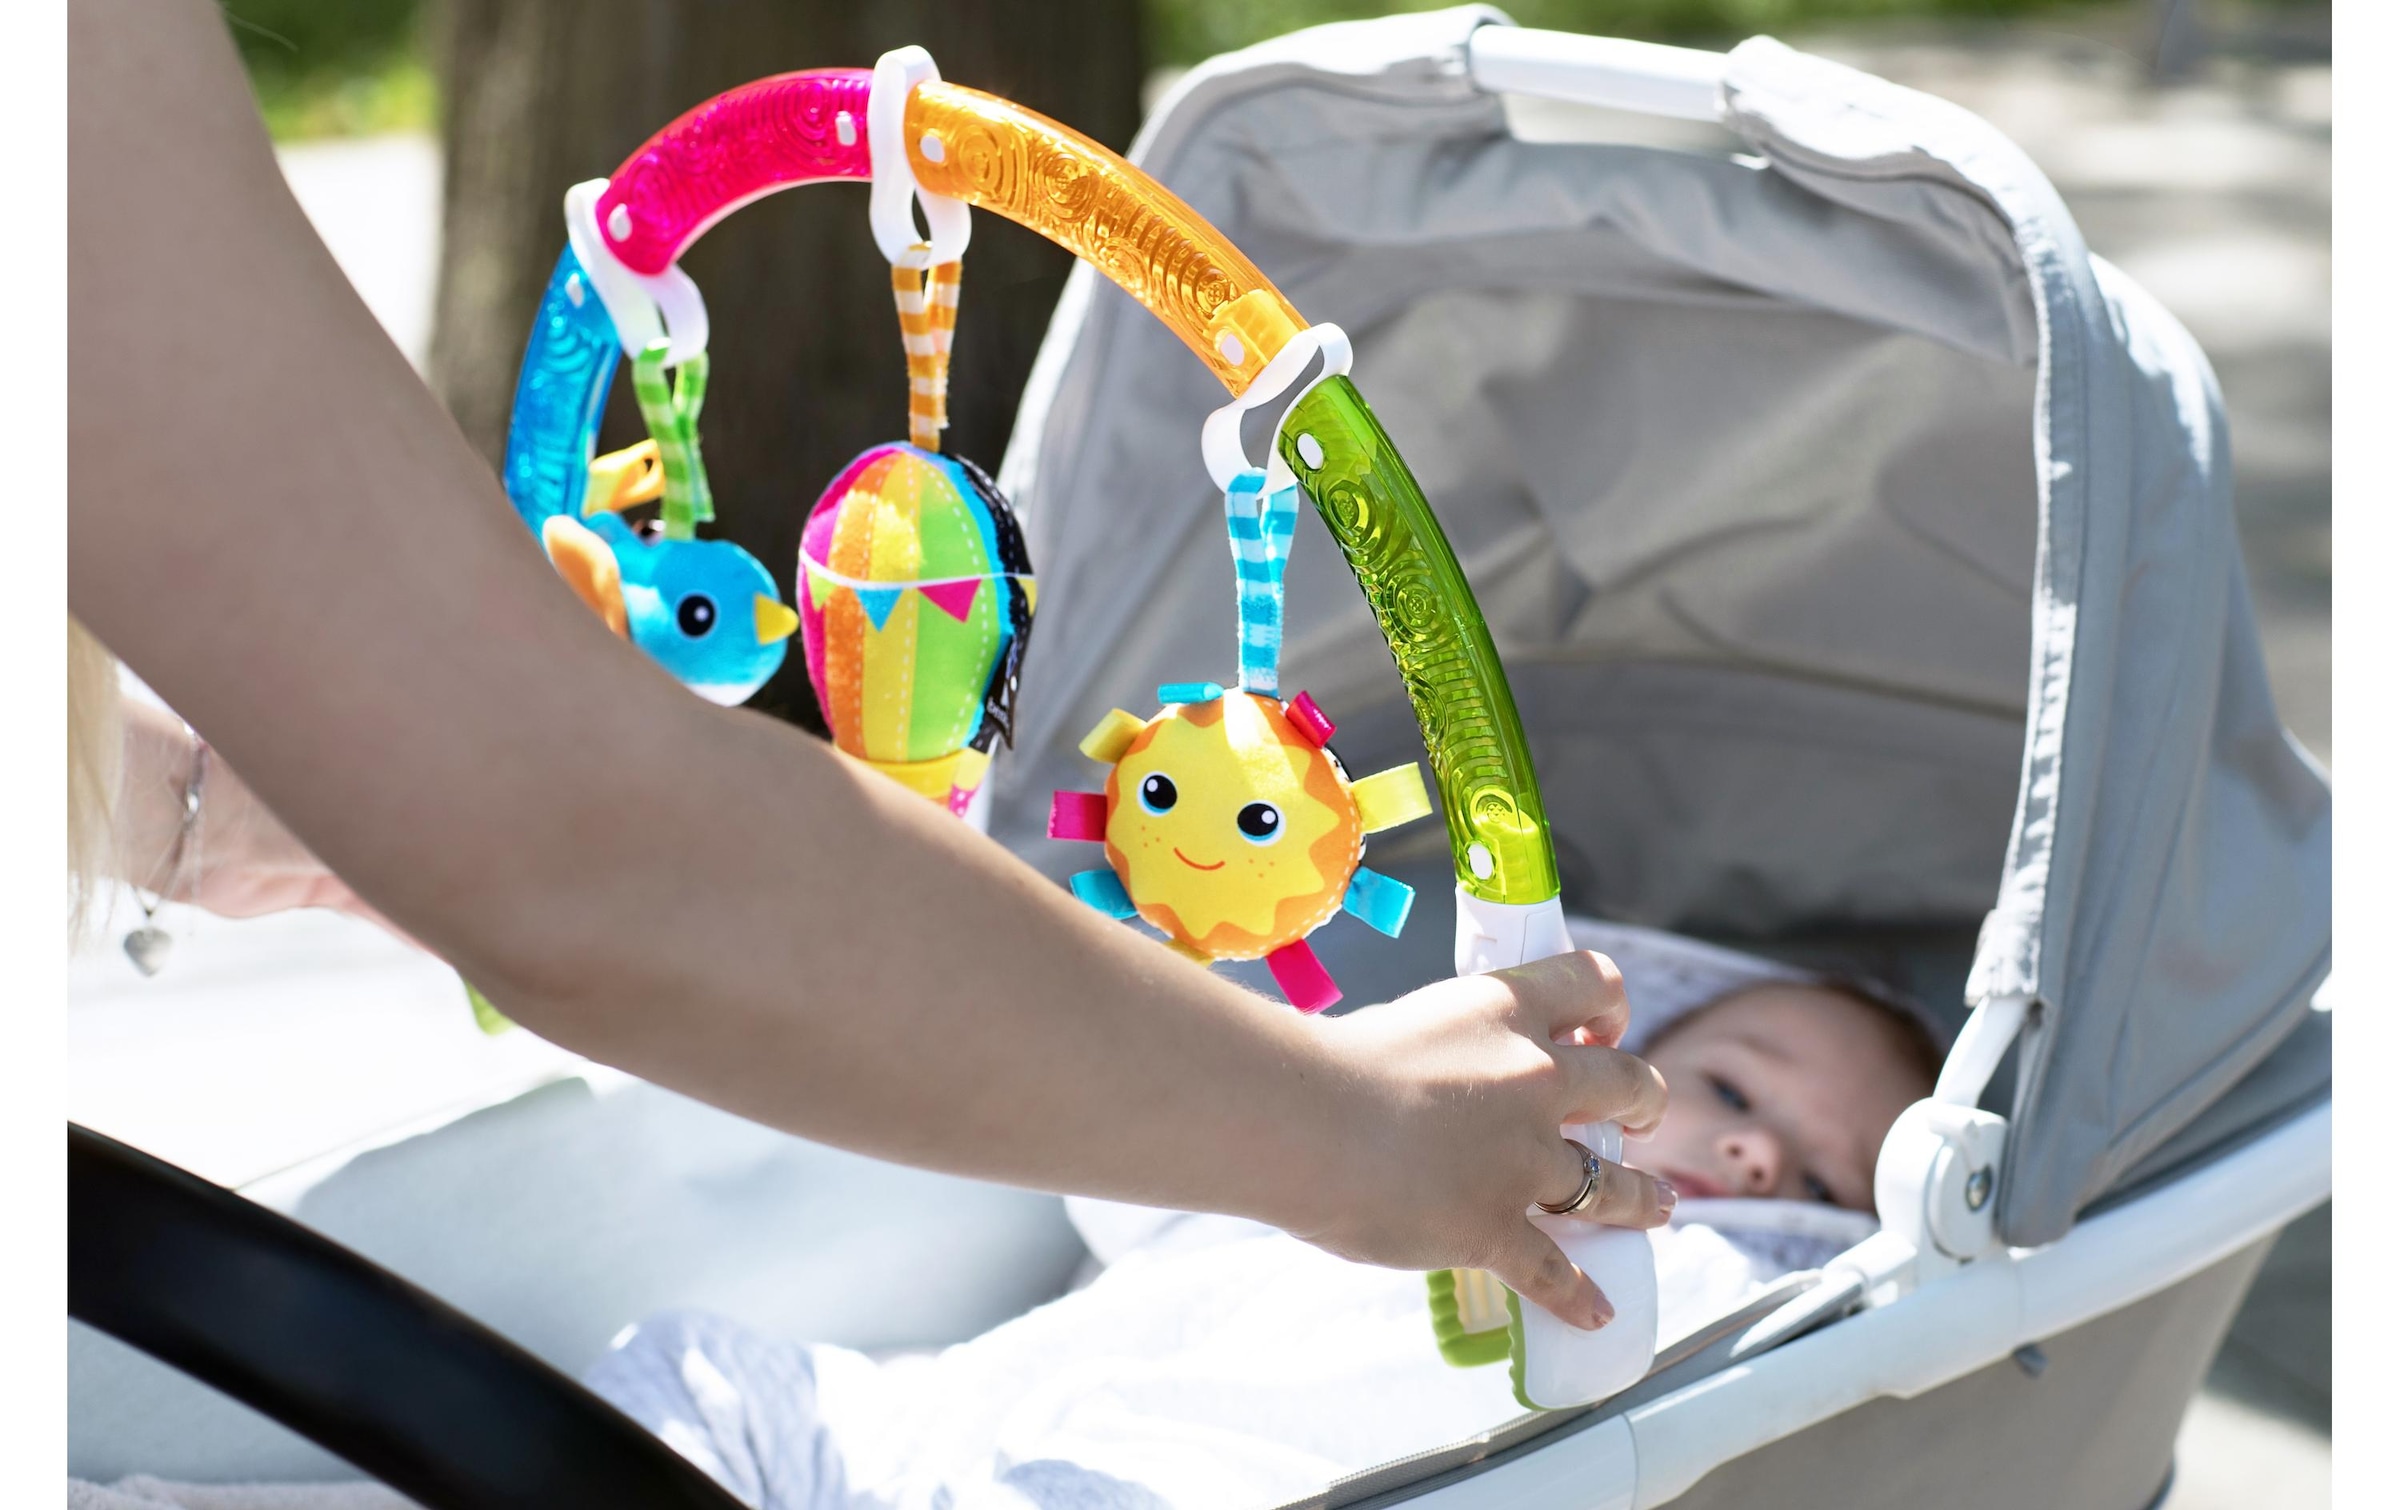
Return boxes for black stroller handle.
[67,1123,745,1510]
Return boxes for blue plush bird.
[503,247,796,705]
[542,491,798,707]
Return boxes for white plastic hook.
[869,47,972,269]
[564,179,710,365]
[1199,324,1354,493]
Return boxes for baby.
[586,921,1945,1510]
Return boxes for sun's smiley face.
[1103,693,1361,960]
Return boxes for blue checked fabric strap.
[1225,468,1300,698]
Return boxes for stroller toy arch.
[510,54,1562,913]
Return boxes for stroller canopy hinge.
[1874,1099,2012,1278]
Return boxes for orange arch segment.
[903,82,1308,395]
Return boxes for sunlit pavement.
[75,16,2330,1498]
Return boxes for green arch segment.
[1278,378,1559,908]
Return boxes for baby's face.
[1631,983,1932,1212]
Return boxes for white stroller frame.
[67,13,2330,1509]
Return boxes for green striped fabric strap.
[631,339,713,541]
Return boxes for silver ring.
[1537,1139,1602,1216]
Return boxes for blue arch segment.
[503,245,622,530]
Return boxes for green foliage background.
[222,0,432,138]
[1146,0,2084,64]
[224,0,2311,139]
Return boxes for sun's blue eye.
[1708,1075,1750,1115]
[1139,774,1178,814]
[1236,802,1282,844]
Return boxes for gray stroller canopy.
[991,7,2329,1245]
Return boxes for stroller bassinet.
[986,9,2331,1505]
[69,11,2329,1508]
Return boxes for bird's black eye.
[676,594,718,637]
[1236,802,1283,844]
[1139,774,1178,814]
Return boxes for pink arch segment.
[596,69,874,276]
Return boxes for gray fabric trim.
[1719,38,2083,1013]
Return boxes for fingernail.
[1655,1180,1679,1220]
[1590,1291,1616,1329]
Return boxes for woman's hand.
[1293,951,1671,1330]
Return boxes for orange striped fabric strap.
[891,251,962,451]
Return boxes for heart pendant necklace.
[123,914,173,976]
[123,733,210,978]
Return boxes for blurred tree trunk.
[428,0,1146,729]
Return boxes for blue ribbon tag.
[1225,468,1300,698]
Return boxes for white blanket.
[583,1201,1867,1510]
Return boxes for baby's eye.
[1707,1075,1751,1115]
[1802,1173,1840,1206]
[1236,802,1283,844]
[1138,774,1178,814]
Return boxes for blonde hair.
[68,615,124,941]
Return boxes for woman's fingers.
[1549,1043,1669,1137]
[1485,1219,1614,1331]
[1494,950,1631,1047]
[1301,954,1671,1312]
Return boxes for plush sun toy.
[1049,471,1431,1011]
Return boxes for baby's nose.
[1718,1129,1784,1195]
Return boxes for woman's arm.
[68,0,1665,1327]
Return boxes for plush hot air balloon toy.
[799,259,1035,815]
[1049,471,1432,1013]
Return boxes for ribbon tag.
[631,339,712,539]
[892,252,962,452]
[1225,467,1300,697]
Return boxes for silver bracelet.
[123,730,209,977]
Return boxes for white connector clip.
[1199,323,1353,493]
[564,179,710,365]
[868,47,971,269]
